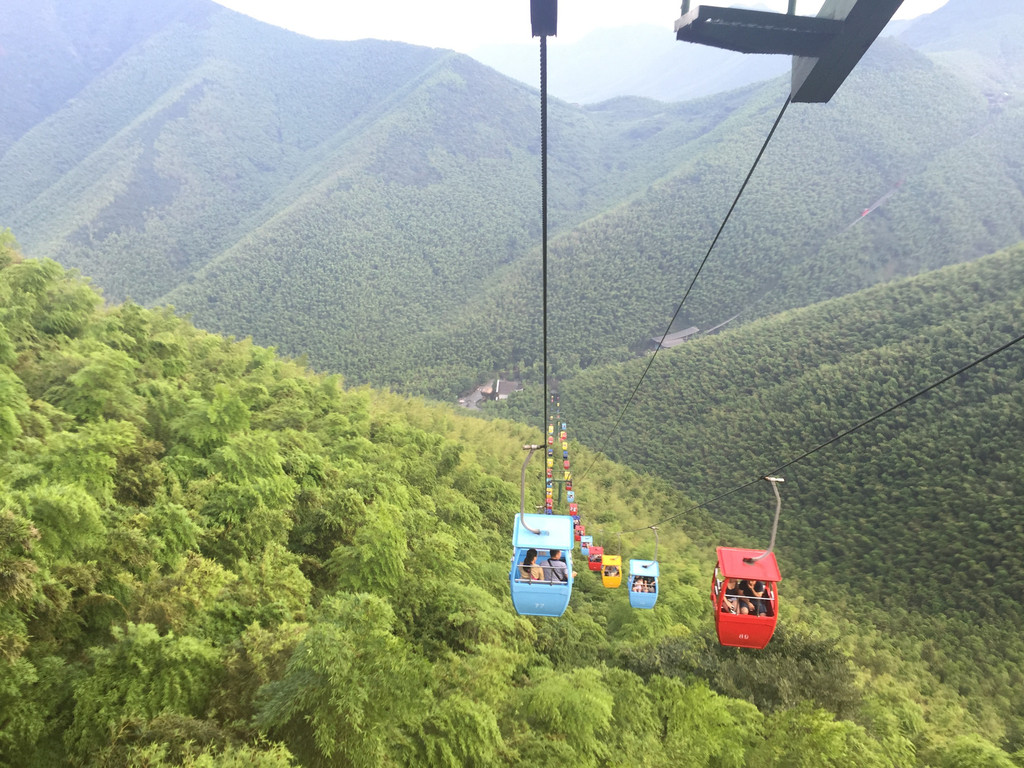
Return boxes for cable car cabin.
[548,435,554,445]
[568,502,578,514]
[559,430,567,440]
[563,460,570,469]
[510,513,574,617]
[566,490,575,503]
[628,560,659,609]
[580,535,592,556]
[710,547,781,649]
[574,523,584,542]
[587,545,604,572]
[601,555,622,588]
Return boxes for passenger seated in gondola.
[732,580,756,615]
[631,576,652,592]
[520,548,545,582]
[546,549,576,582]
[604,564,619,578]
[722,578,743,614]
[743,580,773,616]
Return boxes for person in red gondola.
[744,580,772,616]
[722,578,743,614]
[734,580,758,615]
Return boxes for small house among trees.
[459,378,523,408]
[492,378,522,400]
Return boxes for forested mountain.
[516,243,1024,752]
[2,243,1022,765]
[0,0,209,157]
[899,0,1024,90]
[2,0,1024,400]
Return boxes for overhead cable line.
[616,327,1024,534]
[534,0,555,440]
[579,93,792,482]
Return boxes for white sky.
[210,0,950,53]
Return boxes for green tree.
[254,593,428,767]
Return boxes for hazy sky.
[211,0,951,53]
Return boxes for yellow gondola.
[601,555,622,588]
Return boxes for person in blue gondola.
[546,549,576,582]
[632,576,655,593]
[520,548,545,582]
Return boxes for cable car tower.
[674,0,905,103]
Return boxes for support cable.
[579,94,792,482]
[539,26,551,441]
[616,328,1024,534]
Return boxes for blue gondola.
[580,535,592,557]
[566,490,575,502]
[628,559,659,609]
[510,513,574,617]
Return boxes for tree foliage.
[0,258,1014,765]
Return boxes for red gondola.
[587,545,604,572]
[710,547,780,649]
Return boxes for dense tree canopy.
[0,250,1018,765]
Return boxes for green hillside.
[0,0,210,156]
[538,242,1024,747]
[900,0,1024,90]
[3,1,1024,400]
[3,240,1023,765]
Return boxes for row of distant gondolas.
[509,409,782,649]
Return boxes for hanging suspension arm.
[519,444,542,534]
[745,476,784,564]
